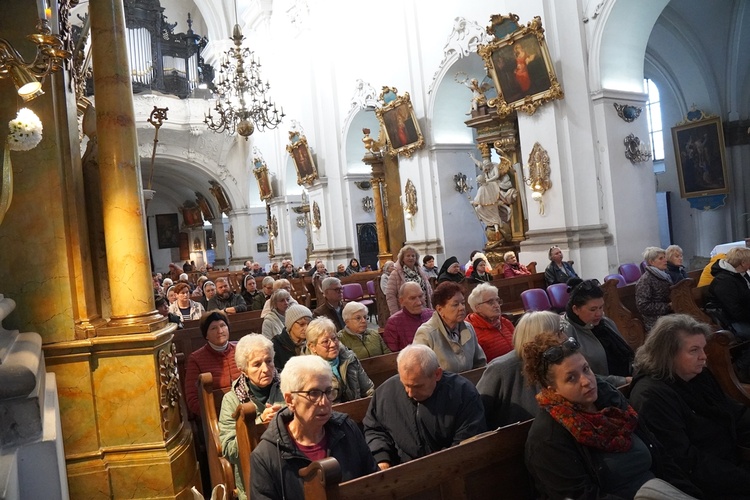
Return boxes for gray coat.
[476,352,540,429]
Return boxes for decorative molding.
[613,102,642,122]
[158,344,182,440]
[350,79,379,110]
[428,17,491,94]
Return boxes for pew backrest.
[359,352,399,388]
[705,330,750,407]
[299,419,534,500]
[669,278,716,327]
[601,279,646,351]
[198,373,237,499]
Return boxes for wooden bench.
[705,330,750,407]
[601,278,646,351]
[299,419,534,500]
[465,273,546,318]
[669,279,717,328]
[359,352,398,388]
[198,373,237,500]
[233,366,488,494]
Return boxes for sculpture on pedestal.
[469,151,518,246]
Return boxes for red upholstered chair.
[365,280,378,322]
[604,273,627,288]
[618,263,642,284]
[521,288,552,312]
[342,283,374,308]
[546,284,570,313]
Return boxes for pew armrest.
[300,457,342,500]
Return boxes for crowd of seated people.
[168,242,750,500]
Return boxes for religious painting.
[671,116,728,198]
[180,203,204,228]
[478,14,564,118]
[155,213,179,249]
[286,133,319,186]
[375,86,425,158]
[253,163,274,201]
[209,180,232,215]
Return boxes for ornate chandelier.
[204,18,284,139]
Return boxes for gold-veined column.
[363,153,391,267]
[89,0,162,332]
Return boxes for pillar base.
[43,323,200,499]
[100,311,168,336]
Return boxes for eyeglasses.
[292,387,339,403]
[542,337,581,373]
[351,315,368,322]
[317,336,340,347]
[479,297,503,306]
[328,287,343,293]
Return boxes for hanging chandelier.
[204,17,284,139]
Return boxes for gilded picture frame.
[478,14,564,118]
[671,116,728,199]
[375,87,425,158]
[253,158,274,201]
[209,180,232,215]
[286,134,319,186]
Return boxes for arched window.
[644,79,665,168]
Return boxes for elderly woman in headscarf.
[304,317,374,403]
[386,245,433,314]
[219,334,285,500]
[197,280,215,309]
[635,246,674,331]
[468,257,492,284]
[261,289,292,339]
[437,256,465,284]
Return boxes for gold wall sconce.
[624,134,652,164]
[402,179,418,227]
[525,142,552,214]
[0,19,71,101]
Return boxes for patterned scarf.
[403,265,427,295]
[536,388,638,453]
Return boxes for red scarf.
[536,388,638,453]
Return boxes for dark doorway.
[356,223,379,270]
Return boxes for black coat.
[250,408,377,500]
[363,371,486,466]
[666,262,689,284]
[630,369,750,498]
[271,328,302,372]
[526,377,701,500]
[544,261,578,286]
[708,260,750,323]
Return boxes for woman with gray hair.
[635,246,673,331]
[476,311,561,428]
[340,301,391,359]
[386,245,433,314]
[380,260,395,294]
[250,355,377,500]
[219,334,284,500]
[465,283,515,361]
[261,289,291,339]
[305,317,374,403]
[630,314,750,497]
[665,245,689,284]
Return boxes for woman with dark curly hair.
[524,332,701,500]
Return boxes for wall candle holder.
[402,179,418,228]
[624,134,652,164]
[524,142,552,215]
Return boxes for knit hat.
[285,304,313,331]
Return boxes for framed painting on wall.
[286,134,319,186]
[671,115,728,198]
[155,213,179,249]
[478,14,564,118]
[375,86,425,158]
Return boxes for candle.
[45,7,52,19]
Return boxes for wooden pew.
[669,278,716,327]
[299,419,534,500]
[198,373,237,500]
[359,352,398,388]
[615,282,643,325]
[234,367,488,494]
[601,279,646,351]
[465,273,546,318]
[705,330,750,407]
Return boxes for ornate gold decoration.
[195,191,215,221]
[253,164,273,201]
[209,180,232,215]
[286,132,319,186]
[525,142,551,214]
[312,201,321,230]
[477,14,564,118]
[158,344,182,439]
[270,215,278,238]
[374,87,425,158]
[403,179,418,223]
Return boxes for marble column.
[90,0,162,332]
[363,153,391,267]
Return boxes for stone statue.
[469,152,518,243]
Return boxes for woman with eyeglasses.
[465,283,514,361]
[305,317,374,403]
[561,278,634,387]
[339,302,391,360]
[250,355,377,500]
[544,246,578,286]
[524,333,702,500]
[630,314,750,498]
